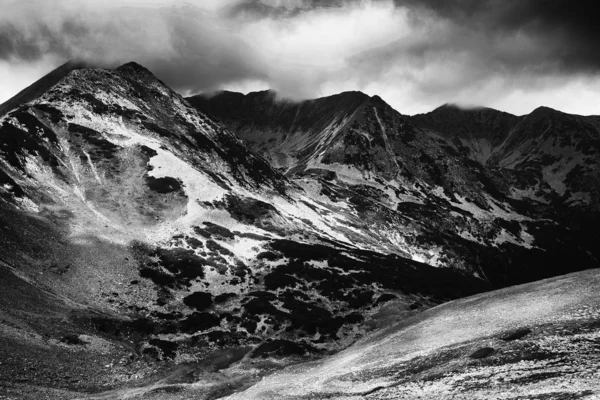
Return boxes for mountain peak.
[411,102,520,153]
[117,61,149,71]
[0,60,89,116]
[434,102,460,110]
[366,93,392,106]
[431,103,462,113]
[529,105,562,116]
[522,106,572,123]
[245,89,279,100]
[0,60,164,118]
[116,61,157,79]
[431,102,500,114]
[333,90,370,101]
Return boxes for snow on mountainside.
[0,62,489,397]
[189,91,520,211]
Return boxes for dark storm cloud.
[131,6,269,94]
[0,21,81,61]
[392,0,600,72]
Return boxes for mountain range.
[189,89,600,283]
[0,62,598,399]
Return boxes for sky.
[1,0,600,116]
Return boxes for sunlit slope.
[228,268,600,399]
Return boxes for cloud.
[1,0,600,115]
[0,1,265,94]
[342,0,600,113]
[393,0,600,73]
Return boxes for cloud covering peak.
[2,0,600,115]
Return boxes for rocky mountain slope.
[0,62,598,399]
[0,62,487,398]
[190,90,599,285]
[411,103,519,164]
[192,91,600,212]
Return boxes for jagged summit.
[0,59,289,205]
[366,93,400,111]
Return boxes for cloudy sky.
[1,0,600,115]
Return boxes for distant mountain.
[188,90,372,173]
[189,91,507,207]
[411,103,519,163]
[194,91,600,215]
[413,104,600,210]
[190,89,600,285]
[191,90,600,210]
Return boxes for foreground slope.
[227,268,600,399]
